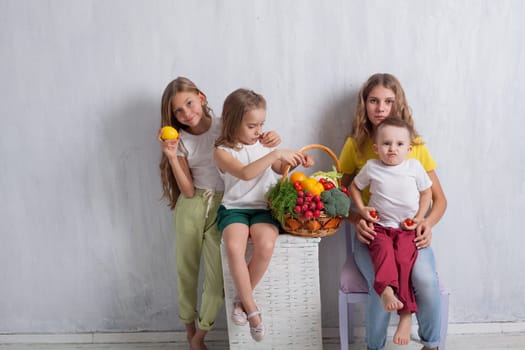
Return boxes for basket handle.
[281,144,341,184]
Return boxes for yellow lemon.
[160,126,179,140]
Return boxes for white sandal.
[231,296,247,326]
[247,307,265,342]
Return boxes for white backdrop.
[1,0,524,334]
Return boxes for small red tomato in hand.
[370,210,378,219]
[404,218,414,226]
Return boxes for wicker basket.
[274,144,345,238]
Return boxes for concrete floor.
[1,333,525,350]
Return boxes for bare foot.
[190,336,208,349]
[190,328,208,350]
[185,322,196,344]
[380,286,404,312]
[393,312,412,345]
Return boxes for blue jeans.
[353,233,441,349]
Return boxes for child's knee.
[255,239,276,259]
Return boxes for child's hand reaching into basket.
[301,152,315,168]
[274,150,314,174]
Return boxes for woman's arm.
[414,170,447,248]
[342,172,377,244]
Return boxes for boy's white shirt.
[177,117,224,191]
[353,158,432,228]
[217,142,278,210]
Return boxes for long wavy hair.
[351,73,420,155]
[159,77,213,209]
[215,88,266,149]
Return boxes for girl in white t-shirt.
[158,77,280,350]
[214,88,313,342]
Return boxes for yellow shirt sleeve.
[407,137,437,172]
[339,137,376,175]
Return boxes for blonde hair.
[351,73,419,155]
[215,88,266,148]
[159,77,213,209]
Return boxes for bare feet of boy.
[393,312,411,345]
[380,286,404,312]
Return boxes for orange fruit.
[289,171,307,183]
[160,126,179,140]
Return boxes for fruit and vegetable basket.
[266,144,351,238]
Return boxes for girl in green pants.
[158,77,280,350]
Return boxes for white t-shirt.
[217,142,278,210]
[176,117,224,191]
[353,158,432,228]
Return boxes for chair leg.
[338,291,349,350]
[347,303,355,344]
[439,291,450,350]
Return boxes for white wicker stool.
[220,234,323,350]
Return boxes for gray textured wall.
[1,0,524,333]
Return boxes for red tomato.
[370,211,378,219]
[405,218,414,226]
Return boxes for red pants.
[369,224,418,314]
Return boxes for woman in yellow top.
[339,73,447,350]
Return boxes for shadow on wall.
[311,87,359,328]
[86,92,179,332]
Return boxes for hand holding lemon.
[160,126,179,140]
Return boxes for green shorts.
[217,205,280,232]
